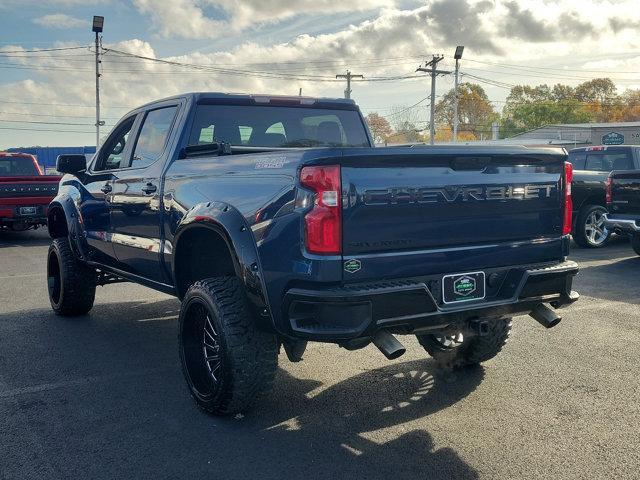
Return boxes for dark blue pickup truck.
[46,92,579,415]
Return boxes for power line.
[0,99,132,109]
[0,45,91,54]
[464,58,640,75]
[0,126,94,133]
[382,97,430,118]
[0,119,114,126]
[0,110,120,119]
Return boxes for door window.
[95,116,136,171]
[131,106,177,168]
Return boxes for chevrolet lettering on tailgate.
[363,184,556,205]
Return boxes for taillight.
[605,176,613,204]
[562,161,573,235]
[300,165,342,255]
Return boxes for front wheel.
[632,234,640,256]
[417,318,512,368]
[178,277,278,415]
[573,205,610,248]
[47,237,96,316]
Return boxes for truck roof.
[569,145,640,153]
[377,144,567,156]
[129,92,358,115]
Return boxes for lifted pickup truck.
[46,92,579,415]
[0,152,60,231]
[568,145,640,248]
[604,170,640,255]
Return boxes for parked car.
[604,170,640,256]
[0,152,61,231]
[568,145,640,248]
[46,92,579,415]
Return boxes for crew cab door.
[82,114,138,267]
[108,104,179,282]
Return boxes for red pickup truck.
[0,152,61,231]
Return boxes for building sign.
[602,132,625,145]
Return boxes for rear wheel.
[573,205,610,248]
[178,277,278,415]
[47,237,96,316]
[417,318,512,368]
[632,234,640,256]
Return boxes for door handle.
[101,184,112,194]
[142,183,157,194]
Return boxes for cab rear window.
[189,104,370,148]
[584,152,633,171]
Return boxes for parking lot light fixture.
[92,15,104,33]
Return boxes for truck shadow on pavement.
[0,299,482,480]
[246,362,483,480]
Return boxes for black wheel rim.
[432,333,464,350]
[47,250,61,305]
[182,300,223,399]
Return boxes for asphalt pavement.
[1,229,639,479]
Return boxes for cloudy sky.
[1,0,639,148]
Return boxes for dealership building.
[505,121,640,148]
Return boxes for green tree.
[501,83,591,135]
[435,83,497,138]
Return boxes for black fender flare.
[47,193,91,261]
[172,201,277,333]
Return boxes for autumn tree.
[434,83,497,139]
[616,89,640,121]
[364,112,393,144]
[574,78,619,122]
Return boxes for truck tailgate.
[340,148,567,279]
[0,176,60,201]
[609,171,640,214]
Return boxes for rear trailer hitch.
[468,319,490,336]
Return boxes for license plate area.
[442,271,486,304]
[20,206,37,216]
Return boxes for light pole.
[453,45,464,143]
[92,15,104,148]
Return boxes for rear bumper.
[603,214,640,233]
[0,197,52,225]
[283,260,579,341]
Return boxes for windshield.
[188,104,370,148]
[0,156,39,176]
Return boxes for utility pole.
[453,46,464,142]
[417,55,451,145]
[336,70,363,99]
[92,16,104,148]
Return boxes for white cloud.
[33,13,87,29]
[133,0,394,38]
[3,0,640,148]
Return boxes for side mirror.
[56,154,87,174]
